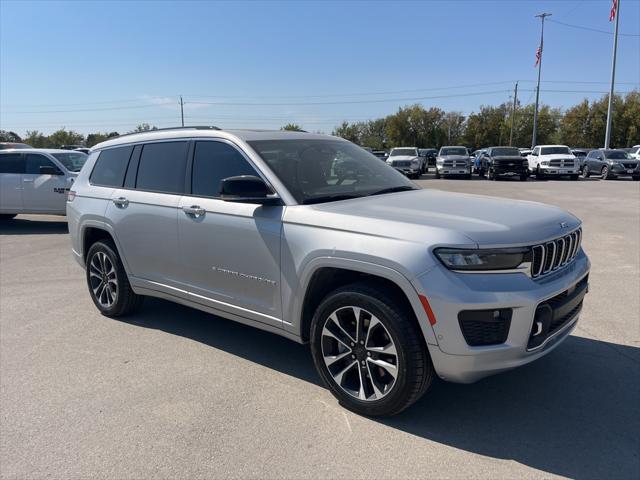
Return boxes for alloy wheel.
[88,251,118,308]
[320,306,398,401]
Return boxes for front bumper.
[610,164,640,176]
[414,250,590,383]
[437,165,470,175]
[536,165,579,176]
[493,166,527,176]
[397,167,421,176]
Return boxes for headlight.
[411,159,420,168]
[436,159,444,164]
[434,247,530,271]
[541,161,549,166]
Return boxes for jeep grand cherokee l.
[67,127,590,416]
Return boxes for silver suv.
[67,127,590,416]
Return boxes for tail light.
[67,190,76,202]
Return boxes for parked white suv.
[67,127,590,416]
[0,148,87,219]
[528,145,580,180]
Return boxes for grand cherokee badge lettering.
[212,267,277,286]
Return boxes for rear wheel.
[0,214,17,220]
[310,283,433,417]
[85,240,143,317]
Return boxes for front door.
[22,153,69,213]
[177,139,283,327]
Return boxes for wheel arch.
[293,258,438,347]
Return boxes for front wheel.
[536,166,545,180]
[570,174,579,181]
[519,174,527,181]
[310,283,433,417]
[86,240,143,317]
[434,169,441,179]
[633,176,640,181]
[488,169,495,180]
[582,165,590,178]
[602,165,612,180]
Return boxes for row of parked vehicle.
[375,144,640,181]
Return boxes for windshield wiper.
[302,194,363,205]
[368,186,417,197]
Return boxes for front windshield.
[440,147,467,156]
[247,139,416,204]
[541,147,571,155]
[490,147,521,157]
[390,148,416,157]
[604,150,630,160]
[51,151,88,172]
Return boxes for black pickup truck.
[478,146,528,181]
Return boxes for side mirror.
[219,175,281,205]
[39,165,63,175]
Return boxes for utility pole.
[180,96,184,127]
[604,0,620,149]
[532,12,551,149]
[510,82,518,146]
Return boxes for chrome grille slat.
[530,227,582,278]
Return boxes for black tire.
[0,214,17,220]
[601,165,612,180]
[582,165,590,178]
[570,174,579,181]
[519,174,527,181]
[434,169,440,179]
[488,169,495,180]
[536,166,545,180]
[633,176,640,181]
[85,240,143,317]
[310,283,434,417]
[478,169,485,178]
[465,173,472,180]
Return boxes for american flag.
[534,45,542,67]
[610,0,618,21]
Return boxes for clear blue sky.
[1,0,639,135]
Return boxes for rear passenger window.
[0,153,24,174]
[192,141,257,197]
[136,142,188,194]
[90,146,133,187]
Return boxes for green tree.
[0,130,22,142]
[133,123,157,132]
[281,123,304,131]
[557,100,591,147]
[48,128,85,148]
[86,131,120,147]
[332,121,361,144]
[23,130,51,148]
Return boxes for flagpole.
[532,13,551,149]
[604,0,620,149]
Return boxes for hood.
[388,155,417,162]
[492,155,526,162]
[285,189,579,248]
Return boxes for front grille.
[549,159,575,167]
[392,160,411,167]
[622,162,637,169]
[458,309,512,346]
[531,228,581,278]
[443,160,467,167]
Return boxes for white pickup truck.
[0,148,87,219]
[527,145,580,180]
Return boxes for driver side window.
[25,154,61,175]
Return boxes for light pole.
[604,0,620,149]
[532,12,551,149]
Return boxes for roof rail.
[115,125,221,139]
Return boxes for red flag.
[534,45,542,67]
[610,0,618,21]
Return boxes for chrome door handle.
[112,197,129,207]
[183,205,205,217]
[23,178,34,183]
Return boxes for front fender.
[285,256,439,346]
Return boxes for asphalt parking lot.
[1,175,638,480]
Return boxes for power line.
[548,18,640,37]
[3,102,175,115]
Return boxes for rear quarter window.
[90,146,134,187]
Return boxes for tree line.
[332,91,640,150]
[2,92,638,150]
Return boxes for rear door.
[106,141,188,286]
[0,153,25,212]
[22,153,69,213]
